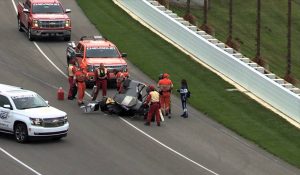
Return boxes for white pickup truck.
[0,84,69,143]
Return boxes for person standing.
[74,66,87,105]
[116,71,125,93]
[144,85,161,126]
[67,59,77,100]
[92,63,108,101]
[157,73,173,118]
[177,79,190,118]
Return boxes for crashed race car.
[81,79,149,117]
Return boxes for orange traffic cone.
[57,87,64,100]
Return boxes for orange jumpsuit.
[145,90,160,126]
[75,69,86,105]
[92,67,108,100]
[157,77,173,116]
[116,71,125,93]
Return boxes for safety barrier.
[115,0,300,124]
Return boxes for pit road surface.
[0,0,299,175]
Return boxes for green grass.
[76,0,300,168]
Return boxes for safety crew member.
[74,66,87,105]
[144,85,161,126]
[157,73,173,118]
[92,63,108,101]
[67,59,77,100]
[116,71,125,93]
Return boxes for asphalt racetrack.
[0,0,299,174]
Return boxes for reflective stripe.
[150,91,160,103]
[97,68,107,78]
[180,89,188,93]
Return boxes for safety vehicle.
[0,84,69,143]
[66,35,129,87]
[17,0,72,41]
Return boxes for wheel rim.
[15,125,26,141]
[18,19,21,30]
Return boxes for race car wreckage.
[81,79,149,117]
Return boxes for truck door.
[22,1,31,29]
[0,95,13,131]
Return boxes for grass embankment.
[76,0,300,168]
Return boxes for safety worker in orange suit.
[144,85,161,126]
[157,73,173,118]
[116,71,125,93]
[67,59,77,100]
[92,63,108,101]
[74,66,87,105]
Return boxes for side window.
[80,46,85,56]
[76,43,83,53]
[0,95,11,108]
[24,0,31,10]
[76,43,85,57]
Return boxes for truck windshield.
[32,4,64,14]
[12,94,48,110]
[86,47,120,58]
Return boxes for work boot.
[144,122,150,126]
[183,113,188,118]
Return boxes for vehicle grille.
[106,65,126,72]
[39,20,65,29]
[107,65,124,70]
[89,65,127,73]
[42,117,66,128]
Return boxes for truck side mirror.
[68,41,76,48]
[65,9,71,13]
[23,8,29,13]
[121,53,127,58]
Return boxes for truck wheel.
[28,28,34,41]
[14,123,28,143]
[17,18,23,32]
[64,36,71,41]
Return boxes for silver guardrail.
[115,0,300,125]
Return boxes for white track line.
[2,1,43,175]
[8,0,218,174]
[0,147,42,175]
[120,118,219,175]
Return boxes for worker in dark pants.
[177,79,190,118]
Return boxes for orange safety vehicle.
[17,0,72,41]
[66,36,129,87]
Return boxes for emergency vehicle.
[66,35,129,87]
[0,84,69,143]
[17,0,72,41]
